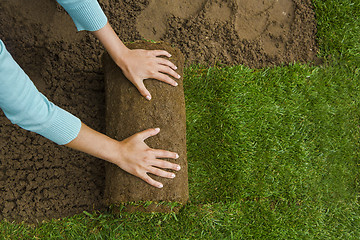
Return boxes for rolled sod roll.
[103,41,188,212]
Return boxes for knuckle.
[151,149,159,156]
[165,151,173,158]
[136,83,145,90]
[162,161,171,169]
[146,148,154,154]
[155,160,165,168]
[145,150,155,159]
[134,168,142,177]
[145,177,153,185]
[136,131,145,138]
[157,149,166,155]
[172,163,180,169]
[141,155,149,163]
[151,168,160,175]
[159,76,168,83]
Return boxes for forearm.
[0,40,81,145]
[65,122,119,164]
[91,22,129,67]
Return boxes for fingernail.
[169,54,172,57]
[177,75,181,79]
[146,95,151,101]
[158,183,163,188]
[155,128,160,132]
[175,153,179,159]
[174,66,178,70]
[171,173,176,178]
[174,82,178,86]
[177,165,181,171]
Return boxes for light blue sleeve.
[57,0,108,31]
[0,40,81,145]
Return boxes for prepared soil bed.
[0,0,317,223]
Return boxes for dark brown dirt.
[103,41,188,212]
[135,0,318,67]
[0,0,318,223]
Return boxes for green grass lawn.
[1,0,359,239]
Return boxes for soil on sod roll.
[103,41,188,212]
[0,0,318,223]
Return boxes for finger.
[136,128,160,141]
[149,167,176,179]
[151,50,172,58]
[150,158,181,171]
[134,81,151,100]
[152,72,178,87]
[157,58,177,70]
[143,174,164,189]
[152,149,179,159]
[158,65,181,80]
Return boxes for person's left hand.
[116,48,181,100]
[92,22,180,100]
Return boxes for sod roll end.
[103,41,188,212]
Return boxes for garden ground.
[0,0,359,239]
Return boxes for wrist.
[92,22,130,69]
[100,137,123,164]
[112,46,131,69]
[65,123,121,165]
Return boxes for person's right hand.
[114,128,181,188]
[66,123,181,189]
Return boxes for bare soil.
[0,0,318,223]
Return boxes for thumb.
[136,128,160,141]
[135,81,152,100]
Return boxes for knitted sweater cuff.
[36,106,82,145]
[58,0,107,31]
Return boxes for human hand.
[113,128,181,188]
[65,123,180,189]
[92,22,180,100]
[116,48,181,100]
